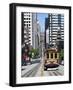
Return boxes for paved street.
[21,44,64,77]
[21,59,41,77]
[43,65,64,76]
[21,58,64,77]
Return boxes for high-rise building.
[40,32,45,47]
[35,21,40,49]
[32,13,37,49]
[45,18,49,48]
[32,14,41,49]
[21,12,33,48]
[45,13,64,48]
[21,12,40,51]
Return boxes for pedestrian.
[26,56,31,65]
[23,53,27,66]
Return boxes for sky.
[37,13,48,32]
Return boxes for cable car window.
[47,53,49,58]
[51,53,53,58]
[55,53,57,58]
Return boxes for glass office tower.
[45,13,64,48]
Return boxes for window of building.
[29,18,30,20]
[27,24,28,27]
[24,24,27,27]
[29,24,30,26]
[28,27,30,29]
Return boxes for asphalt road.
[43,66,64,76]
[21,62,64,77]
[24,64,40,77]
[21,60,41,77]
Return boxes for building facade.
[21,12,41,54]
[32,14,40,49]
[45,13,64,48]
[21,12,33,49]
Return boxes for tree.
[29,48,39,59]
[59,49,64,62]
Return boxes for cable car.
[44,48,59,70]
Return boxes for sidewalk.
[31,57,41,61]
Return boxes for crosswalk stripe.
[47,70,63,76]
[56,71,63,76]
[48,71,54,76]
[52,71,58,76]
